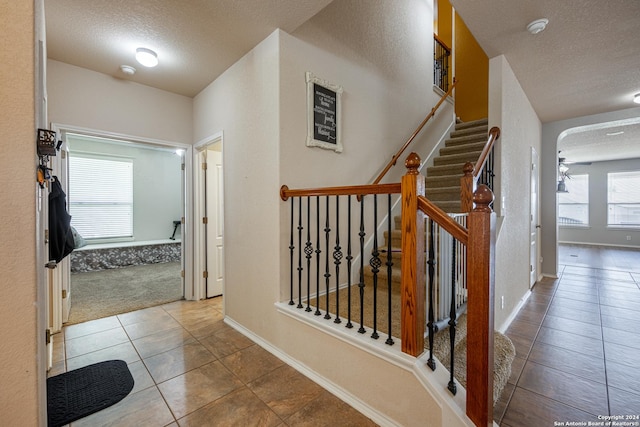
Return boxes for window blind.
[69,155,134,239]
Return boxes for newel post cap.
[405,152,421,175]
[473,184,494,213]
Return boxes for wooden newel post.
[400,152,426,356]
[460,161,475,213]
[466,184,496,426]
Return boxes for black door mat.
[47,359,134,427]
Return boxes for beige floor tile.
[132,327,196,359]
[143,341,216,383]
[65,327,129,359]
[248,365,324,418]
[181,316,228,339]
[52,332,66,363]
[117,305,173,326]
[128,360,155,395]
[66,342,140,371]
[220,344,285,384]
[64,316,121,340]
[198,326,254,359]
[178,387,282,427]
[71,386,175,427]
[158,360,243,419]
[283,390,377,427]
[123,314,183,341]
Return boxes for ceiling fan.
[557,152,591,193]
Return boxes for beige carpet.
[67,261,183,324]
[310,285,515,402]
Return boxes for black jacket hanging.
[49,176,75,263]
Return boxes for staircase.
[425,118,488,213]
[360,118,514,405]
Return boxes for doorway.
[51,126,190,327]
[530,146,540,288]
[194,135,225,299]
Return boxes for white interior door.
[205,148,224,298]
[530,147,540,288]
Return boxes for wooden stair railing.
[402,152,496,427]
[280,152,495,427]
[460,126,500,212]
[371,79,457,187]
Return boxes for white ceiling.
[45,0,334,97]
[449,0,640,163]
[45,0,640,162]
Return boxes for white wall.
[559,158,640,247]
[488,55,542,330]
[47,60,193,145]
[0,0,42,424]
[67,136,183,242]
[541,106,640,277]
[193,1,466,424]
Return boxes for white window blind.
[69,155,133,239]
[558,174,589,226]
[608,171,640,227]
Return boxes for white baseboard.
[496,290,532,334]
[223,314,400,427]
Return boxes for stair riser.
[440,142,486,156]
[450,125,488,139]
[434,152,482,166]
[455,119,488,131]
[426,176,460,188]
[445,134,487,147]
[426,163,467,177]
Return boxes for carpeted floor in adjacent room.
[67,261,183,325]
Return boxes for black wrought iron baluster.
[333,196,342,324]
[448,235,458,395]
[369,195,380,340]
[315,196,322,316]
[385,194,394,345]
[346,196,354,329]
[289,198,295,305]
[358,195,366,334]
[304,197,313,312]
[297,199,303,309]
[324,196,332,320]
[426,218,436,371]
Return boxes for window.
[69,155,134,239]
[558,174,589,226]
[608,171,640,227]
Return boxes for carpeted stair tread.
[426,163,468,177]
[449,125,488,139]
[454,118,488,130]
[431,314,515,404]
[439,141,487,156]
[433,150,484,166]
[444,133,488,147]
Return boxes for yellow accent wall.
[436,0,452,48]
[454,13,489,121]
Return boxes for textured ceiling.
[45,0,334,97]
[449,0,640,162]
[45,0,640,161]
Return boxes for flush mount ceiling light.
[526,18,549,35]
[135,47,158,67]
[120,65,136,75]
[634,93,640,104]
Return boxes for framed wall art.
[306,72,343,153]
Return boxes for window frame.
[558,173,590,228]
[607,170,640,229]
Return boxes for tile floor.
[495,244,640,426]
[50,297,377,426]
